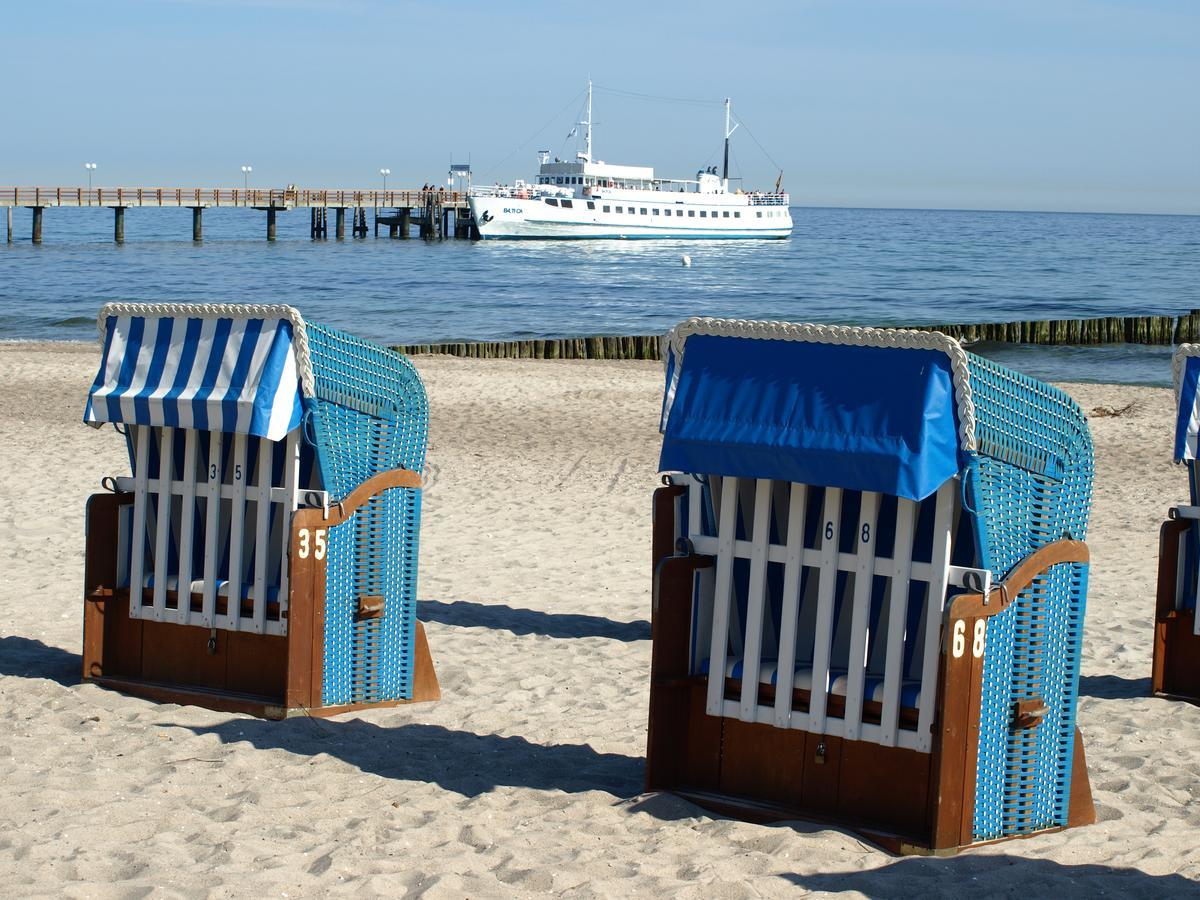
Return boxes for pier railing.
[0,187,468,209]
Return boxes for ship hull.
[468,196,791,240]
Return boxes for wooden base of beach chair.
[646,554,1096,854]
[646,485,1094,855]
[1152,518,1200,704]
[81,489,440,720]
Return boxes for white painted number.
[297,528,327,560]
[952,619,986,659]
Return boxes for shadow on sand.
[1077,673,1153,700]
[785,854,1198,897]
[0,635,81,686]
[181,715,645,799]
[418,598,650,642]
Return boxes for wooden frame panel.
[647,481,1095,855]
[80,466,438,719]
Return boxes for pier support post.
[191,207,203,241]
[267,207,277,241]
[113,206,125,243]
[31,206,43,244]
[6,207,11,244]
[389,224,398,238]
[335,207,345,239]
[399,208,410,238]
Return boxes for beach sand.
[1,342,1198,897]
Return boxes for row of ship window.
[544,197,753,218]
[540,176,614,185]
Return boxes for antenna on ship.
[577,78,594,163]
[722,97,739,189]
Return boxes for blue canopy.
[1175,352,1200,461]
[84,308,305,441]
[659,332,966,501]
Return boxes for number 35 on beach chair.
[1154,344,1200,703]
[647,318,1095,854]
[80,303,439,719]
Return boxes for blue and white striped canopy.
[1175,351,1200,461]
[84,308,305,441]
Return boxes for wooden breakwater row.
[392,310,1200,360]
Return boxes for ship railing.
[470,185,548,201]
[747,192,790,206]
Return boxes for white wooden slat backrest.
[123,425,308,637]
[177,429,199,627]
[683,474,963,755]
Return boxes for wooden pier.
[1,186,474,243]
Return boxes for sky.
[2,0,1197,214]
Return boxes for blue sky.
[3,0,1197,213]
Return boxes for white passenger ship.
[469,83,791,240]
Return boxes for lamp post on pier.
[241,165,252,194]
[85,162,97,192]
[380,168,390,193]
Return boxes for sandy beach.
[1,341,1198,898]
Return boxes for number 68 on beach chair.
[647,318,1096,854]
[1153,344,1200,703]
[80,303,439,719]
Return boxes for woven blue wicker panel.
[303,321,428,499]
[964,353,1093,842]
[299,321,427,707]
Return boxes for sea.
[2,205,1197,386]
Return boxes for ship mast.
[578,79,594,163]
[722,97,738,188]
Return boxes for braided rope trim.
[1173,343,1200,401]
[96,302,316,398]
[664,316,977,452]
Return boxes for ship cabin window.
[586,201,595,210]
[652,208,659,215]
[735,211,741,218]
[561,199,573,209]
[688,210,695,218]
[640,208,647,215]
[756,211,762,218]
[616,206,624,213]
[700,211,707,218]
[546,198,559,206]
[723,211,730,218]
[603,205,611,212]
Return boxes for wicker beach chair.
[1152,344,1200,703]
[81,303,438,718]
[646,318,1095,854]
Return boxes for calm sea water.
[2,205,1196,385]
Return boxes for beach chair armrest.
[292,467,422,529]
[948,538,1089,620]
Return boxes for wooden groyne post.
[392,311,1200,361]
